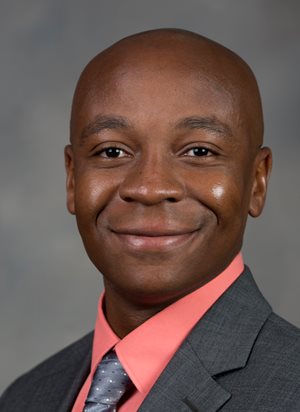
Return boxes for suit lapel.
[139,267,272,411]
[57,348,91,412]
[139,339,231,412]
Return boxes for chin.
[102,264,204,307]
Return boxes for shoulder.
[254,312,300,372]
[5,331,93,383]
[219,312,300,411]
[0,332,93,411]
[262,311,300,344]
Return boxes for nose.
[118,155,186,205]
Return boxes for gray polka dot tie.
[83,351,133,412]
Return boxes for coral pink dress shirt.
[72,253,244,412]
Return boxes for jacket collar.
[139,267,272,411]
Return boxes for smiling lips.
[111,228,199,251]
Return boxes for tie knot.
[84,351,133,411]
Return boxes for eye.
[98,147,129,158]
[184,147,213,157]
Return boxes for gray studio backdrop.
[1,0,299,392]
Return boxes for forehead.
[71,42,253,144]
[92,69,229,111]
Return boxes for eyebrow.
[174,116,233,137]
[80,115,131,141]
[79,114,232,142]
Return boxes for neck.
[103,286,176,338]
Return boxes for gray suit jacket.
[1,267,300,411]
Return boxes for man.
[1,28,300,411]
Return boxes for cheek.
[74,170,117,221]
[189,172,245,222]
[210,180,240,217]
[211,184,225,201]
[210,180,240,208]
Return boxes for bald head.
[70,28,264,149]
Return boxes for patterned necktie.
[83,351,133,412]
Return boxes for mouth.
[110,228,199,252]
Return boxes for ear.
[249,147,272,217]
[64,145,76,215]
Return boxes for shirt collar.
[91,253,244,395]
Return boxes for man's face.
[65,47,270,306]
